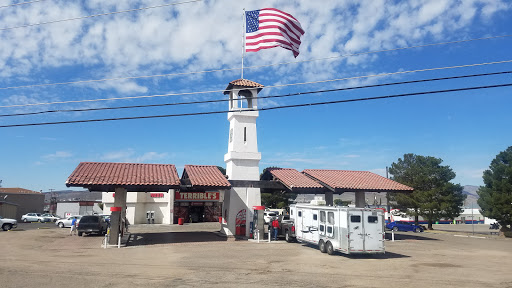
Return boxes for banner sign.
[175,191,220,201]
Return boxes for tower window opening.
[244,127,247,143]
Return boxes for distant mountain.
[295,185,481,209]
[463,185,480,208]
[43,190,102,202]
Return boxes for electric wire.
[0,0,48,9]
[0,0,203,31]
[1,59,511,108]
[1,83,510,128]
[2,70,510,118]
[1,34,510,91]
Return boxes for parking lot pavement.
[1,223,511,288]
[10,222,60,231]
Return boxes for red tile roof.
[267,168,323,189]
[224,79,264,95]
[183,165,231,188]
[0,188,42,194]
[66,162,180,187]
[302,169,413,192]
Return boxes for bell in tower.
[221,79,264,237]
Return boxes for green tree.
[389,153,466,230]
[477,146,512,232]
[334,199,351,206]
[260,167,297,209]
[216,166,226,175]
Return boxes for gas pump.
[252,206,265,240]
[108,207,122,245]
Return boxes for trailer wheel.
[319,240,327,253]
[326,241,334,255]
[285,230,294,243]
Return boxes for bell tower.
[222,79,263,236]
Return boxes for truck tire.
[78,232,83,236]
[326,241,335,255]
[2,223,12,231]
[58,222,64,228]
[319,240,327,253]
[392,226,399,232]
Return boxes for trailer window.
[327,226,333,233]
[320,225,325,232]
[328,212,334,225]
[320,211,326,222]
[350,215,361,223]
[298,211,302,217]
[313,214,317,221]
[368,216,378,223]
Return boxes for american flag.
[245,8,304,58]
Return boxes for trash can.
[178,218,184,225]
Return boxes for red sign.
[175,192,220,201]
[150,193,164,198]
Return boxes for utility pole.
[386,167,391,222]
[471,202,475,235]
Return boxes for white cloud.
[100,148,168,163]
[0,0,509,108]
[42,151,73,160]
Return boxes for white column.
[355,192,366,208]
[169,189,175,225]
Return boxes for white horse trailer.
[290,204,385,255]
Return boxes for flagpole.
[241,8,245,79]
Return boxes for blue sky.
[1,0,511,192]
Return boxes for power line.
[1,83,510,128]
[2,59,511,108]
[0,0,203,31]
[2,70,510,117]
[1,34,510,91]
[0,0,48,9]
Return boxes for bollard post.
[104,233,108,249]
[256,230,260,243]
[118,233,121,248]
[391,230,395,242]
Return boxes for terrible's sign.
[175,191,220,201]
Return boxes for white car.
[55,215,81,228]
[41,214,60,222]
[21,213,50,223]
[263,211,278,223]
[0,216,17,231]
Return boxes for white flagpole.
[242,9,245,79]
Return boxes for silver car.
[21,213,50,223]
[41,214,60,222]
[55,215,81,228]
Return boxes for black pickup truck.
[77,215,108,236]
[278,215,296,242]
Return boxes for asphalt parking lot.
[1,223,511,288]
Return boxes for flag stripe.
[245,8,304,58]
[258,19,303,42]
[246,29,301,48]
[259,11,304,35]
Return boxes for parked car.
[41,214,60,222]
[56,215,82,228]
[386,221,424,233]
[263,211,278,223]
[77,215,108,236]
[21,213,50,223]
[0,216,17,231]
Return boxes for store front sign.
[175,191,220,201]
